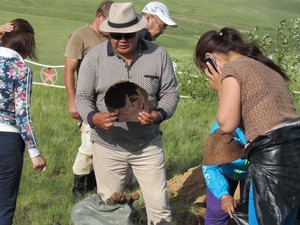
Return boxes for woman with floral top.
[0,18,46,225]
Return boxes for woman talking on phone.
[195,27,300,225]
[0,18,47,225]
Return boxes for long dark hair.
[1,18,37,60]
[195,27,288,80]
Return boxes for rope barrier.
[24,59,300,95]
[32,82,65,89]
[25,59,65,68]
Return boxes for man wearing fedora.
[75,2,179,225]
[140,1,178,41]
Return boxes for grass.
[1,0,300,224]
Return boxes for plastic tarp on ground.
[71,194,133,225]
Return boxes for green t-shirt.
[64,24,106,60]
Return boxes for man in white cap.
[75,2,179,225]
[141,1,177,41]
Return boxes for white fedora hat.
[100,2,148,33]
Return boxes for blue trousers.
[205,177,245,225]
[0,132,24,225]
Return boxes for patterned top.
[75,39,179,152]
[0,47,39,157]
[222,56,299,142]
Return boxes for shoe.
[72,175,86,203]
[85,171,97,192]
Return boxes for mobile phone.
[204,56,219,74]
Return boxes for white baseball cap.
[142,2,178,28]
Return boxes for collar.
[0,47,24,62]
[139,28,153,41]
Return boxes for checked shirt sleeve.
[156,50,180,120]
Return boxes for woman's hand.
[0,23,14,38]
[204,62,221,97]
[31,155,47,172]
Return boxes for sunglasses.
[109,32,137,40]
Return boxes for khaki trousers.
[72,122,94,175]
[92,136,172,225]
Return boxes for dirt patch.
[167,166,300,225]
[167,165,239,225]
[167,165,206,225]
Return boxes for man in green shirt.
[64,0,113,202]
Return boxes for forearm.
[65,76,76,105]
[75,58,97,122]
[15,71,40,156]
[64,62,77,105]
[156,91,179,120]
[202,165,230,200]
[157,58,180,119]
[75,95,97,124]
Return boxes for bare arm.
[217,76,241,133]
[64,57,81,120]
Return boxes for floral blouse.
[0,47,39,157]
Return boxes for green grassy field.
[1,0,300,224]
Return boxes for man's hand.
[92,112,118,130]
[31,155,47,172]
[68,102,81,120]
[220,194,236,218]
[138,111,163,125]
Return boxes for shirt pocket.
[143,74,160,96]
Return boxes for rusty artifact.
[108,191,140,205]
[104,81,149,122]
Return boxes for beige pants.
[92,136,172,225]
[72,122,94,175]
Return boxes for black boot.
[85,171,97,192]
[72,175,86,203]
